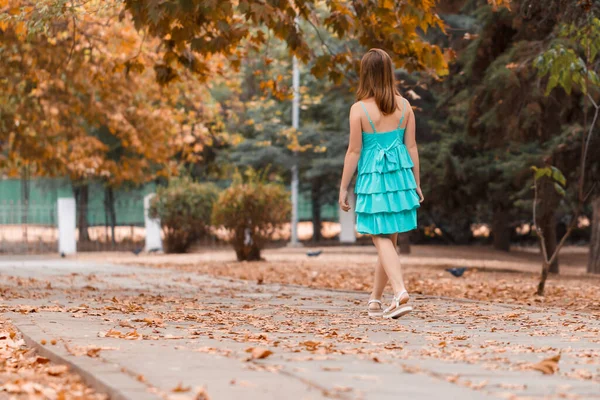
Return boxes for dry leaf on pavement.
[172,382,191,392]
[530,354,560,374]
[246,347,273,360]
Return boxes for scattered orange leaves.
[0,318,104,399]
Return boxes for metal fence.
[0,202,58,254]
[74,205,146,252]
[0,202,147,254]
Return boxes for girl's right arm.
[339,103,363,211]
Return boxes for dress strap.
[397,98,407,129]
[359,102,377,133]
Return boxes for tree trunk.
[104,187,117,245]
[588,196,600,274]
[536,176,560,274]
[537,260,550,296]
[492,208,510,252]
[539,212,559,274]
[73,183,90,242]
[311,180,322,243]
[397,232,411,254]
[233,227,262,261]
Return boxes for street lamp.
[289,54,301,247]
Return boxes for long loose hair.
[356,49,399,115]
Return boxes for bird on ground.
[132,247,143,256]
[306,250,323,257]
[446,267,467,277]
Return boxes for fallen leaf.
[34,356,50,364]
[172,382,191,392]
[195,387,211,400]
[47,365,69,376]
[530,354,560,375]
[248,347,273,360]
[119,320,134,328]
[86,347,102,358]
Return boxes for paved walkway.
[0,259,599,399]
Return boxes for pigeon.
[446,267,467,277]
[148,247,161,253]
[132,247,143,256]
[306,250,322,257]
[60,252,66,258]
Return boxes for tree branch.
[64,16,78,68]
[305,17,335,57]
[580,95,599,201]
[532,177,550,264]
[548,208,580,266]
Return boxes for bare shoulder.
[395,95,411,107]
[401,97,414,115]
[349,102,363,118]
[350,101,363,112]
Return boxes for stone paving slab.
[1,259,599,400]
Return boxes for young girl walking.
[339,48,424,319]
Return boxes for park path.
[0,258,599,399]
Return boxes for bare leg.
[370,233,396,300]
[372,234,408,310]
[368,257,388,313]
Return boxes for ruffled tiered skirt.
[355,139,420,235]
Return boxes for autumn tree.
[0,0,226,239]
[533,15,600,289]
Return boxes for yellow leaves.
[380,0,394,10]
[488,0,512,11]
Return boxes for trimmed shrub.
[149,178,220,253]
[212,170,291,261]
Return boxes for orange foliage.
[0,0,224,185]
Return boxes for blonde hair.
[356,48,399,115]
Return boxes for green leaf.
[532,166,551,181]
[551,166,566,186]
[554,183,566,197]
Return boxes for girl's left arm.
[339,104,363,211]
[404,105,424,203]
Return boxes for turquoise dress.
[355,99,420,235]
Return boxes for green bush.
[212,170,291,261]
[149,178,220,253]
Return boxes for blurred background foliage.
[0,0,598,272]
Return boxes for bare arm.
[339,104,363,211]
[404,105,424,202]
